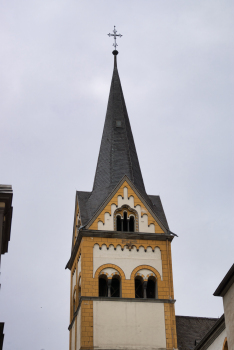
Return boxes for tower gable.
[86,176,166,233]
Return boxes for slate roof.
[176,316,218,350]
[213,263,234,297]
[76,53,169,231]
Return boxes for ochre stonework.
[70,236,177,348]
[89,181,164,233]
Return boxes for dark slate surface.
[148,195,169,230]
[76,55,169,231]
[86,55,149,221]
[176,316,218,350]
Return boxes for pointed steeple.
[87,51,146,217]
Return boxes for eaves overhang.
[213,264,234,297]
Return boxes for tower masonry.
[66,50,178,350]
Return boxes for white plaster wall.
[205,328,227,350]
[71,322,76,350]
[223,283,234,349]
[93,300,166,349]
[76,309,81,350]
[93,244,162,279]
[97,187,156,233]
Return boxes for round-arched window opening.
[116,215,122,231]
[123,212,128,232]
[135,276,144,298]
[111,276,121,297]
[99,275,108,297]
[146,277,157,299]
[129,216,135,232]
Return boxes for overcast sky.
[0,1,233,349]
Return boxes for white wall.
[93,300,166,350]
[205,328,227,350]
[71,321,76,350]
[223,283,234,349]
[93,244,162,279]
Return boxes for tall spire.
[87,52,146,216]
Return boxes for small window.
[123,212,128,232]
[99,275,108,297]
[129,216,135,232]
[135,276,144,298]
[111,276,120,297]
[116,120,122,127]
[146,277,156,299]
[116,215,122,231]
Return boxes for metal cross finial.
[107,26,122,50]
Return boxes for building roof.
[86,53,147,219]
[213,264,234,297]
[76,53,169,231]
[176,315,218,350]
[193,315,225,350]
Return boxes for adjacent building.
[0,185,13,350]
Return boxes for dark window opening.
[111,276,120,297]
[129,216,135,232]
[73,293,76,315]
[99,276,108,297]
[135,277,144,298]
[123,212,128,232]
[146,277,156,298]
[116,215,122,231]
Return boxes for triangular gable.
[86,175,168,234]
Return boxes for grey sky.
[0,1,233,349]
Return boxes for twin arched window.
[99,275,121,297]
[116,212,135,232]
[99,274,157,299]
[135,276,157,299]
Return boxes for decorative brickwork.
[89,181,164,233]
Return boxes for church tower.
[66,46,178,350]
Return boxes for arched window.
[135,276,144,298]
[115,211,136,232]
[99,275,108,297]
[73,290,76,315]
[78,277,81,300]
[116,215,122,231]
[146,277,157,299]
[111,276,121,297]
[123,212,128,231]
[129,216,135,232]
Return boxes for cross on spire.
[108,26,122,50]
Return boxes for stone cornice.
[65,229,174,270]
